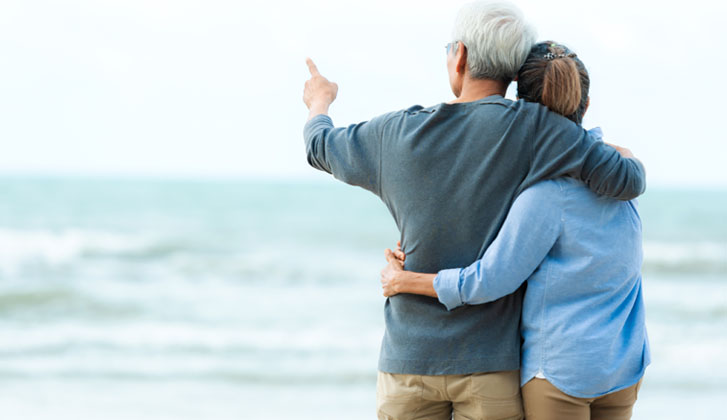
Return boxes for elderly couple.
[302,1,649,419]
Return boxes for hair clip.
[544,52,566,60]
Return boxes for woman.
[380,41,650,420]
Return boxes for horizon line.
[0,170,725,191]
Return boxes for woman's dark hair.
[516,41,590,124]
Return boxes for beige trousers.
[376,370,523,420]
[521,378,643,420]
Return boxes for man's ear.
[456,41,468,74]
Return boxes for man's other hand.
[604,142,635,159]
[303,58,338,120]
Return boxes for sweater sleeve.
[303,113,389,195]
[527,109,646,200]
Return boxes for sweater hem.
[378,355,520,376]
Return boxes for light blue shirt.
[434,130,650,398]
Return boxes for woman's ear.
[584,97,590,116]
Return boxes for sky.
[0,0,725,187]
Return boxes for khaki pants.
[522,378,643,420]
[376,370,523,420]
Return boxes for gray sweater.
[303,95,646,375]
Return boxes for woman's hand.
[381,248,404,297]
[380,242,438,298]
[393,240,406,262]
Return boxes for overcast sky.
[1,0,725,187]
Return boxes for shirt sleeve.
[527,110,646,201]
[303,113,390,195]
[433,181,563,311]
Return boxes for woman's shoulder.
[525,178,565,192]
[506,180,567,227]
[516,180,566,208]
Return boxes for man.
[302,2,646,419]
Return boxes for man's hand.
[303,58,338,121]
[604,142,635,159]
[381,248,404,297]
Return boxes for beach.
[0,176,725,419]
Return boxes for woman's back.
[517,174,649,398]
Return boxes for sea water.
[0,177,724,419]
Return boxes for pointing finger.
[306,57,321,77]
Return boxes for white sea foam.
[2,227,723,273]
[0,228,148,273]
[642,240,727,272]
[644,240,727,261]
[0,319,382,384]
[0,321,380,353]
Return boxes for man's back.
[304,94,646,375]
[379,96,551,374]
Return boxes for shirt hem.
[522,364,649,399]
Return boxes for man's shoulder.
[376,98,551,140]
[390,104,438,118]
[386,98,552,119]
[367,105,430,126]
[371,105,440,130]
[389,97,525,121]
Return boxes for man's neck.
[449,77,509,104]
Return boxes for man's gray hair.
[452,1,537,81]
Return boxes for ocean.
[0,176,725,419]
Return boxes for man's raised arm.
[302,58,387,194]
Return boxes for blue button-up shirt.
[434,130,650,397]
